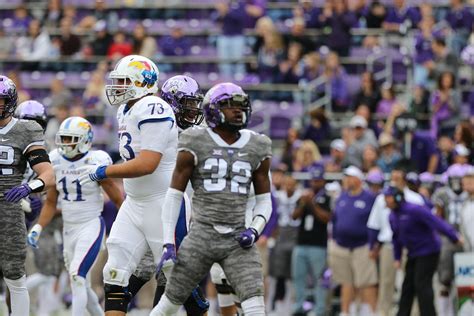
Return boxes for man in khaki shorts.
[329,166,377,316]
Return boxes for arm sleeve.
[415,205,459,242]
[261,193,278,238]
[367,195,383,230]
[161,188,184,245]
[251,193,272,235]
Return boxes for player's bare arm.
[252,158,271,195]
[100,178,124,208]
[27,187,59,248]
[170,151,196,192]
[28,146,55,190]
[36,188,59,228]
[106,150,162,179]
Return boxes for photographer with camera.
[384,104,438,173]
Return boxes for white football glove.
[77,165,107,186]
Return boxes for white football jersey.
[116,95,178,198]
[49,149,113,225]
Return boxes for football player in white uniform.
[27,117,123,316]
[127,75,209,315]
[77,55,179,315]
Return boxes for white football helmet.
[106,55,159,105]
[56,116,93,158]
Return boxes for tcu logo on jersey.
[354,200,366,209]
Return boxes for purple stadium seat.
[270,116,292,139]
[346,75,362,97]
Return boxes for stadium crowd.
[0,0,473,315]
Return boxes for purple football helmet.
[202,82,251,130]
[161,75,204,129]
[0,75,18,119]
[16,100,47,129]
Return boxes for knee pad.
[104,283,131,312]
[183,286,210,315]
[103,264,129,286]
[241,296,265,316]
[217,293,235,308]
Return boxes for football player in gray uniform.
[151,82,272,316]
[128,75,209,315]
[0,75,55,316]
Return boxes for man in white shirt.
[367,166,424,316]
[460,166,474,251]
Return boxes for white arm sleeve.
[162,188,184,245]
[140,119,173,153]
[367,194,384,230]
[250,193,272,235]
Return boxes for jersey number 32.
[203,158,251,194]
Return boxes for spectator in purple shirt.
[382,0,421,34]
[323,51,350,111]
[11,5,32,34]
[376,82,397,118]
[215,0,248,77]
[159,26,190,57]
[243,0,266,29]
[413,16,435,86]
[430,71,461,138]
[293,0,321,29]
[385,186,461,316]
[329,166,377,316]
[319,0,357,57]
[445,0,474,54]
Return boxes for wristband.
[28,179,45,193]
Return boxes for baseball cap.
[330,139,346,152]
[454,144,470,157]
[343,166,364,180]
[366,169,384,184]
[379,133,395,147]
[349,115,368,129]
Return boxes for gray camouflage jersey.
[179,127,272,229]
[0,118,44,194]
[0,118,44,279]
